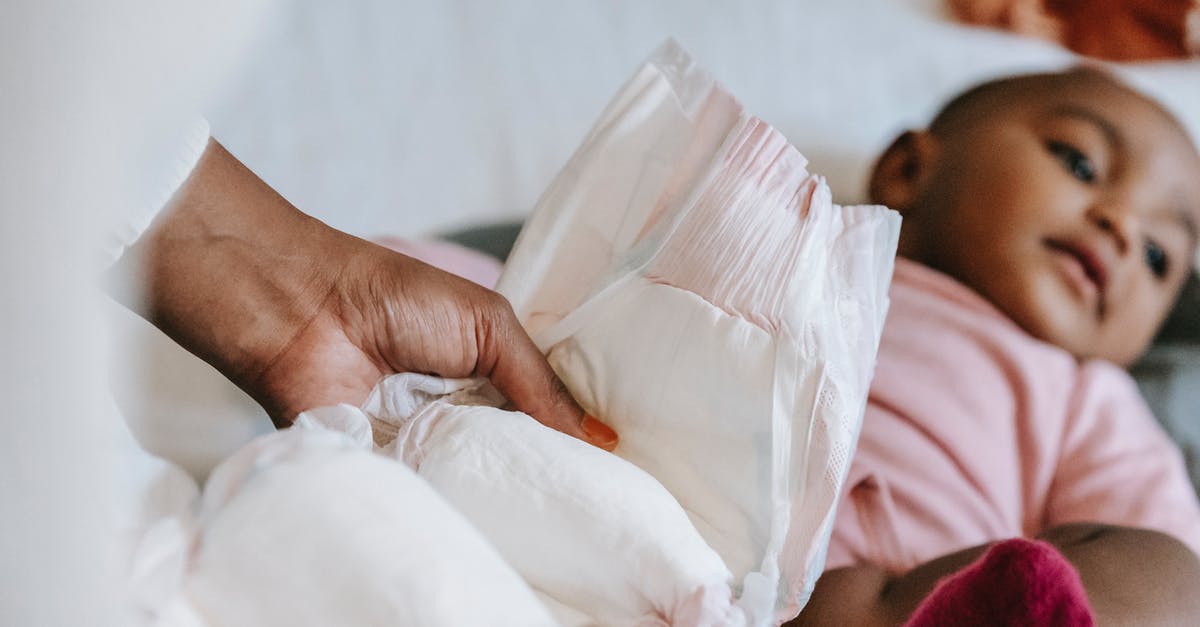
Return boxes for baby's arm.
[790,541,991,626]
[1040,523,1200,625]
[790,524,1200,626]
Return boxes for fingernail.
[581,414,619,451]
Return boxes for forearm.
[109,140,349,415]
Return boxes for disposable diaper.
[496,40,900,622]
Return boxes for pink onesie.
[825,258,1200,573]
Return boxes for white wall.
[207,0,1086,240]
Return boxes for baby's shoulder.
[1068,359,1152,416]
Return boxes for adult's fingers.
[474,294,618,451]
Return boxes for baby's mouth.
[1045,239,1109,316]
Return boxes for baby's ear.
[867,130,938,213]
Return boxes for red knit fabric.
[904,538,1094,627]
[947,0,1198,61]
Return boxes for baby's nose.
[1087,201,1137,255]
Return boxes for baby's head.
[869,68,1200,366]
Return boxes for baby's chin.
[996,276,1147,366]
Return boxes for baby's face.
[889,72,1200,365]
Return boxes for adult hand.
[111,139,618,450]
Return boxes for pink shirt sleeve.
[1045,361,1200,557]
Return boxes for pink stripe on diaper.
[645,116,828,330]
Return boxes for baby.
[795,68,1200,625]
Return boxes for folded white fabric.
[180,424,556,627]
[359,376,745,626]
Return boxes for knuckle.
[468,289,518,369]
[485,288,515,315]
[476,289,516,326]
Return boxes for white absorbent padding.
[547,280,776,582]
[182,426,556,627]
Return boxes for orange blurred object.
[948,0,1200,61]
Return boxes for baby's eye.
[1047,141,1096,183]
[1144,240,1169,279]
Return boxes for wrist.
[115,140,346,407]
